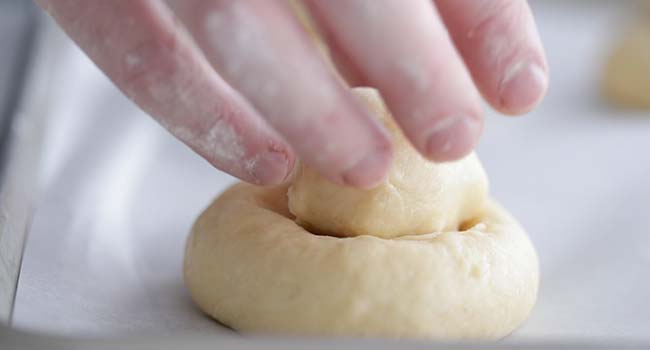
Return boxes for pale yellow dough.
[184,88,539,340]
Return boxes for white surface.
[13,0,650,343]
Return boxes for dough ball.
[184,183,539,340]
[603,21,650,108]
[288,88,489,238]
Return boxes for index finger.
[168,0,393,188]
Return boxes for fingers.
[288,0,367,86]
[167,0,392,188]
[36,0,294,185]
[305,0,483,162]
[435,0,548,115]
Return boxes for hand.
[37,0,547,188]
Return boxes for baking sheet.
[12,0,650,344]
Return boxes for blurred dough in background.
[602,4,650,108]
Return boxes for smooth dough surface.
[184,88,539,340]
[603,20,650,108]
[289,88,488,238]
[184,183,538,340]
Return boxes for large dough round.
[288,88,488,238]
[184,183,538,339]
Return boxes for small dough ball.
[288,88,489,238]
[603,21,650,108]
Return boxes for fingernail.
[342,149,392,189]
[250,150,290,185]
[424,116,482,162]
[499,61,548,114]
